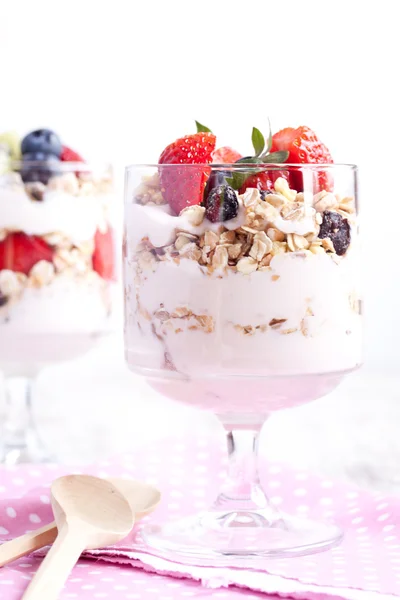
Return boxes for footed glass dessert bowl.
[123,123,362,562]
[0,129,116,464]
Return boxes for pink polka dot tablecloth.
[0,431,399,600]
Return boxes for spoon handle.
[22,523,84,600]
[0,522,57,567]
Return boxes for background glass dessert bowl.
[124,126,362,561]
[0,129,116,465]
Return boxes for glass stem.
[212,429,270,512]
[1,377,41,464]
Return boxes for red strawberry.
[271,126,333,191]
[159,132,216,215]
[61,145,85,162]
[0,233,54,275]
[212,146,242,164]
[92,228,115,281]
[239,169,289,195]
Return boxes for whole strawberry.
[159,130,216,215]
[270,126,333,191]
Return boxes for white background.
[1,1,400,485]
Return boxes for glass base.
[0,430,53,465]
[142,509,343,563]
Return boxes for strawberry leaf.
[195,120,212,133]
[261,150,289,163]
[252,127,265,156]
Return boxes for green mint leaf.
[235,156,263,164]
[195,120,212,133]
[266,118,272,153]
[261,150,289,163]
[225,171,249,190]
[251,127,265,156]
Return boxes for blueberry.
[20,152,62,185]
[21,129,62,157]
[319,211,351,256]
[204,185,239,223]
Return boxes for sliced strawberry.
[212,146,242,164]
[0,233,54,275]
[271,126,333,191]
[159,132,216,215]
[92,228,115,281]
[61,145,85,162]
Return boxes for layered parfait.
[124,123,362,414]
[0,129,115,372]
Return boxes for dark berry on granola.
[319,211,351,255]
[204,185,239,223]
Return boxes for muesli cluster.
[133,174,355,277]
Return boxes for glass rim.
[126,162,358,171]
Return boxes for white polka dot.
[0,581,13,585]
[294,488,307,497]
[169,490,183,498]
[268,480,281,488]
[29,469,41,477]
[320,497,333,506]
[384,535,397,542]
[101,578,114,582]
[12,478,24,486]
[383,524,395,532]
[192,489,205,497]
[21,575,32,581]
[29,514,41,524]
[125,595,141,599]
[270,496,283,505]
[81,585,95,590]
[346,491,359,499]
[269,465,281,474]
[297,505,310,513]
[69,578,83,583]
[40,495,50,504]
[352,517,363,525]
[94,594,108,598]
[377,513,390,522]
[167,502,180,510]
[295,472,308,480]
[321,480,333,488]
[0,486,5,492]
[349,507,360,514]
[194,465,207,473]
[114,585,128,591]
[89,571,102,575]
[0,526,9,535]
[376,502,388,511]
[196,452,209,460]
[6,507,17,518]
[19,563,33,568]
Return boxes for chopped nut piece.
[313,191,337,212]
[180,243,202,261]
[259,254,272,267]
[269,318,287,328]
[274,177,297,201]
[250,239,267,262]
[228,243,242,260]
[175,234,192,251]
[204,230,219,250]
[138,250,157,270]
[196,315,214,333]
[287,233,310,252]
[338,196,355,213]
[254,231,273,252]
[237,256,258,274]
[271,241,287,255]
[48,173,79,196]
[0,270,22,296]
[219,230,236,244]
[29,260,55,286]
[263,193,286,208]
[212,245,228,270]
[0,229,7,242]
[241,187,260,208]
[321,238,335,253]
[180,204,206,226]
[267,228,285,242]
[271,274,280,281]
[309,243,325,255]
[281,327,298,334]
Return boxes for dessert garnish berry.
[212,146,242,164]
[21,129,62,158]
[319,211,351,255]
[158,126,216,215]
[270,126,333,191]
[61,145,85,162]
[0,233,54,275]
[20,153,61,185]
[204,184,239,223]
[92,228,115,281]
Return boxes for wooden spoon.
[0,477,160,567]
[22,475,134,600]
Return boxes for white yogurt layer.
[0,183,108,243]
[125,251,362,379]
[0,273,112,334]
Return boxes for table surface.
[1,333,399,495]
